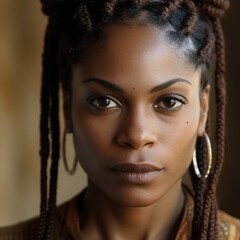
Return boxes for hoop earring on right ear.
[193,132,212,179]
[62,129,77,175]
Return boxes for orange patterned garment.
[0,188,240,240]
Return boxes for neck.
[80,181,185,240]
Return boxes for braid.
[75,3,93,31]
[200,18,226,240]
[182,0,198,35]
[38,3,68,239]
[45,13,61,237]
[199,31,215,63]
[190,136,207,239]
[198,3,228,19]
[104,0,117,15]
[161,0,184,18]
[133,0,146,5]
[38,19,51,240]
[190,118,211,240]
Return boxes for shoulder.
[182,186,240,240]
[218,209,240,240]
[0,197,75,240]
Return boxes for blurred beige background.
[0,0,239,227]
[0,0,87,226]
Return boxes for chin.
[105,185,164,208]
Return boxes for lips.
[111,163,161,173]
[110,163,164,184]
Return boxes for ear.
[63,90,73,133]
[197,85,210,137]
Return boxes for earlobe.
[198,85,210,137]
[63,90,73,133]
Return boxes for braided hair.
[38,0,230,239]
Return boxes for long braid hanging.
[45,10,61,238]
[38,16,51,240]
[38,2,70,239]
[190,137,207,239]
[192,1,229,239]
[200,17,227,240]
[38,1,94,239]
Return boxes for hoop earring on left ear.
[62,129,78,175]
[192,132,212,179]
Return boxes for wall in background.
[0,0,87,226]
[0,0,239,227]
[218,0,240,218]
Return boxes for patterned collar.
[64,187,194,240]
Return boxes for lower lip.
[113,170,163,184]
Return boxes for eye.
[89,96,121,109]
[153,95,187,111]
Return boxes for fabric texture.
[0,187,240,240]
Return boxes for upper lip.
[110,163,162,173]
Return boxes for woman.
[0,0,239,239]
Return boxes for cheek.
[71,103,119,169]
[163,100,200,175]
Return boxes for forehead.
[74,24,200,88]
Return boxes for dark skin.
[64,24,210,240]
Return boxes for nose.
[116,108,157,150]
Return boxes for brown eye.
[90,96,120,109]
[153,95,187,111]
[162,98,179,108]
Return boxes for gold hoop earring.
[192,132,212,178]
[62,129,77,175]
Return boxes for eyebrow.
[81,77,192,93]
[82,78,124,93]
[150,78,192,93]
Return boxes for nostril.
[116,122,157,150]
[118,138,155,150]
[122,141,134,148]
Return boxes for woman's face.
[65,24,209,207]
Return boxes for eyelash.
[153,94,187,112]
[87,94,187,112]
[88,95,121,110]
